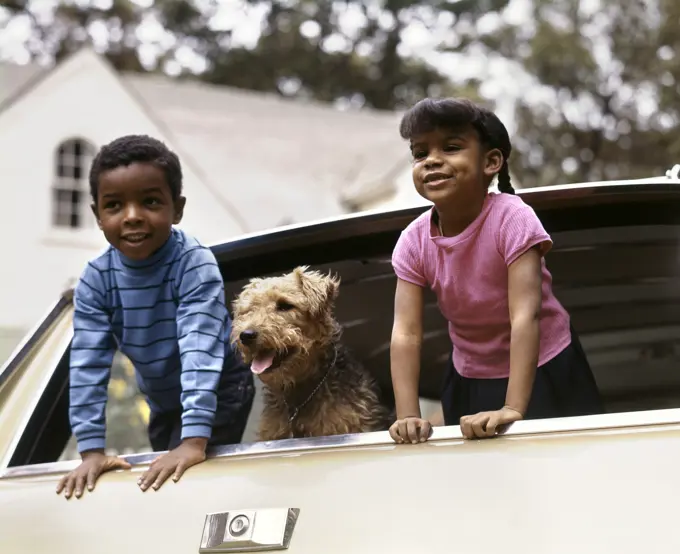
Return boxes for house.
[0,48,415,364]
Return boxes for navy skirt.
[441,324,604,426]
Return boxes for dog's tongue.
[251,353,275,374]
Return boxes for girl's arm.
[389,277,430,443]
[505,246,543,415]
[459,246,542,438]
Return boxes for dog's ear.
[294,266,340,316]
[232,277,262,315]
[231,294,245,315]
[325,270,340,303]
[231,296,243,315]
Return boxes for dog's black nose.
[240,330,258,344]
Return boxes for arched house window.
[53,138,96,229]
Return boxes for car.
[2,172,680,553]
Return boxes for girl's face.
[409,126,502,208]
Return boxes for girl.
[388,98,603,443]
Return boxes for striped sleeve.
[69,264,115,453]
[391,224,427,287]
[175,247,227,441]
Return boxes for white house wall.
[0,49,243,336]
[359,166,431,212]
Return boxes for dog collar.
[284,347,338,426]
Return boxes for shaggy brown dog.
[231,266,393,441]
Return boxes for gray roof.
[121,73,406,228]
[0,59,407,229]
[0,61,47,108]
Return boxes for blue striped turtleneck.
[69,227,240,453]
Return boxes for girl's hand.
[460,406,523,439]
[138,437,207,492]
[389,417,433,444]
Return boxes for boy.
[56,135,254,499]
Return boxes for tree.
[1,0,146,70]
[201,0,510,110]
[456,0,680,187]
[0,0,510,110]
[5,0,677,185]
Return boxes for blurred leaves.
[463,0,680,186]
[2,0,679,186]
[60,352,150,460]
[0,0,509,109]
[200,0,509,110]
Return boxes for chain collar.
[283,347,338,426]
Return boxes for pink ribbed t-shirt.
[392,192,571,379]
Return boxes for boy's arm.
[137,249,230,492]
[69,268,116,453]
[175,248,229,444]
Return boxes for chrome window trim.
[3,407,680,479]
[0,299,75,470]
[0,293,73,390]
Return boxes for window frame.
[52,138,96,230]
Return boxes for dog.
[231,266,393,441]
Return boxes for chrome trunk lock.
[199,508,300,552]
[229,515,250,536]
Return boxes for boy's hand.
[459,406,523,439]
[389,416,433,444]
[138,437,208,492]
[56,450,131,499]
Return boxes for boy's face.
[409,125,502,207]
[92,163,186,261]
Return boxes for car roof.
[209,174,680,265]
[213,173,680,401]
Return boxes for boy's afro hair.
[89,134,183,202]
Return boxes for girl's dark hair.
[399,97,515,194]
[89,134,183,202]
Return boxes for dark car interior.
[219,184,680,416]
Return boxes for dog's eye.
[276,300,295,311]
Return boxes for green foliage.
[2,0,678,187]
[194,0,505,110]
[462,0,680,186]
[0,0,508,109]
